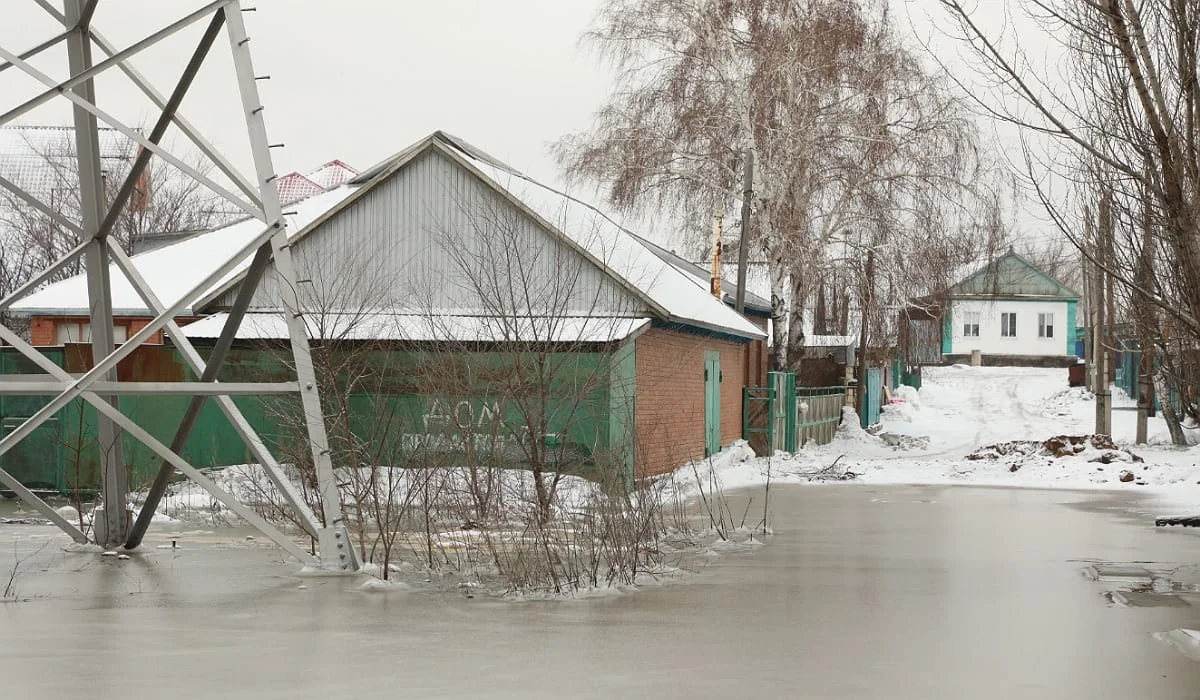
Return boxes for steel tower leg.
[226,3,357,572]
[64,0,127,547]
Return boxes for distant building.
[903,250,1080,367]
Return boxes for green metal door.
[704,351,721,456]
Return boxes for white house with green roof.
[941,251,1079,361]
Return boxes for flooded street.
[3,485,1200,699]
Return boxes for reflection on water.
[2,486,1199,699]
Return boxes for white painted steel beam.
[88,29,264,210]
[0,322,313,563]
[226,2,357,572]
[65,0,126,547]
[107,243,323,542]
[0,29,71,75]
[0,174,85,237]
[0,2,232,128]
[0,1,343,567]
[0,381,301,395]
[0,219,281,483]
[0,42,263,219]
[0,241,89,311]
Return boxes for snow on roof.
[180,312,651,344]
[627,232,773,314]
[437,134,764,339]
[10,186,358,316]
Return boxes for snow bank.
[671,366,1200,503]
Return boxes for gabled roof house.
[938,250,1079,364]
[10,132,765,480]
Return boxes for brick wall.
[27,315,173,346]
[30,317,55,346]
[633,326,748,477]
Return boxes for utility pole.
[1082,210,1095,393]
[1136,215,1153,444]
[710,203,723,298]
[1095,193,1113,436]
[735,147,754,315]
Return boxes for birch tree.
[557,0,997,369]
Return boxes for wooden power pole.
[1095,194,1113,436]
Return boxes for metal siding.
[236,149,639,316]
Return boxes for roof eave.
[664,314,765,341]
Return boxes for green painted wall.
[941,312,952,355]
[0,344,629,494]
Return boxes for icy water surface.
[2,485,1200,699]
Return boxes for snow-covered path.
[693,365,1200,513]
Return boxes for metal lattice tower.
[0,1,357,571]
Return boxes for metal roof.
[625,232,773,315]
[949,251,1079,300]
[180,312,651,344]
[9,186,358,316]
[0,125,133,202]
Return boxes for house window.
[1001,312,1017,338]
[55,322,128,345]
[962,311,980,337]
[1037,312,1054,338]
[56,322,90,345]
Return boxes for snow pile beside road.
[688,365,1200,506]
[966,434,1143,465]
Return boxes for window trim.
[1037,312,1054,339]
[962,311,980,338]
[1000,312,1017,338]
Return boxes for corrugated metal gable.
[949,251,1079,299]
[227,148,642,316]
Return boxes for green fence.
[742,371,846,455]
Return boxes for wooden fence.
[743,373,846,455]
[795,386,846,448]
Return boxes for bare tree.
[556,0,1000,370]
[934,0,1200,440]
[0,130,223,331]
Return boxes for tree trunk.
[769,245,788,371]
[786,269,807,371]
[1153,369,1188,446]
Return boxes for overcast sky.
[1,1,1050,245]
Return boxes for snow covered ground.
[691,365,1200,516]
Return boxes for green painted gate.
[860,367,883,428]
[704,351,721,456]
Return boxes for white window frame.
[1001,312,1017,338]
[55,321,128,345]
[962,311,980,338]
[1037,312,1054,339]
